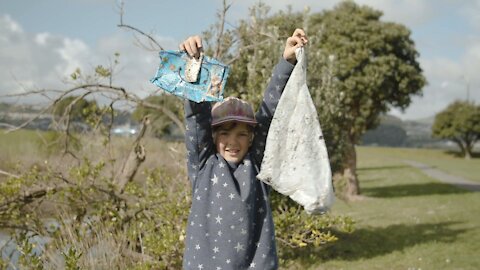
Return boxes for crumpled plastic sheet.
[257,48,334,214]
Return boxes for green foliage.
[432,100,480,158]
[62,247,82,270]
[132,94,184,137]
[270,191,354,267]
[53,96,100,124]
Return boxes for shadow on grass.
[361,182,474,198]
[282,221,467,267]
[444,150,480,159]
[357,165,410,171]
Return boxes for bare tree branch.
[0,169,20,179]
[115,116,149,194]
[213,0,232,59]
[116,0,164,51]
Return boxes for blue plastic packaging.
[150,50,230,103]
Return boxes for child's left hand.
[283,29,308,64]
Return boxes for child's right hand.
[179,35,203,59]
[283,29,308,64]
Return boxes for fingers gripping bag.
[257,48,334,214]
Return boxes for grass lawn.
[304,146,480,270]
[357,146,480,183]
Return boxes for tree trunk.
[464,146,472,160]
[334,138,361,201]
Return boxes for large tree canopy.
[432,100,480,159]
[210,1,426,198]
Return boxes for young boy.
[180,29,308,270]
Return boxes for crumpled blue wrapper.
[150,50,230,103]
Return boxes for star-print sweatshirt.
[182,58,294,270]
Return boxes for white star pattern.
[216,192,221,198]
[219,162,225,168]
[223,182,228,187]
[234,242,244,252]
[195,244,201,250]
[198,264,203,269]
[241,229,247,235]
[215,215,223,224]
[213,247,219,253]
[229,193,235,200]
[226,259,231,264]
[250,262,256,268]
[211,174,218,185]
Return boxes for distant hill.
[361,114,451,148]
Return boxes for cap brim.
[211,117,257,127]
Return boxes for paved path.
[403,160,480,192]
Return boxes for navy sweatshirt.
[182,58,294,270]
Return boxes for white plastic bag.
[257,48,334,214]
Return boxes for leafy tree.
[209,1,426,199]
[308,2,425,198]
[432,100,480,159]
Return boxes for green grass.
[303,146,480,270]
[357,146,480,183]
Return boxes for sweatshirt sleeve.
[251,58,295,167]
[184,100,215,185]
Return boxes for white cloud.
[0,14,178,105]
[2,14,23,33]
[34,32,51,46]
[55,38,91,77]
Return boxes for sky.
[0,0,479,120]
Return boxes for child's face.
[214,122,253,164]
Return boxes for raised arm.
[180,36,216,185]
[251,29,308,165]
[184,100,215,185]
